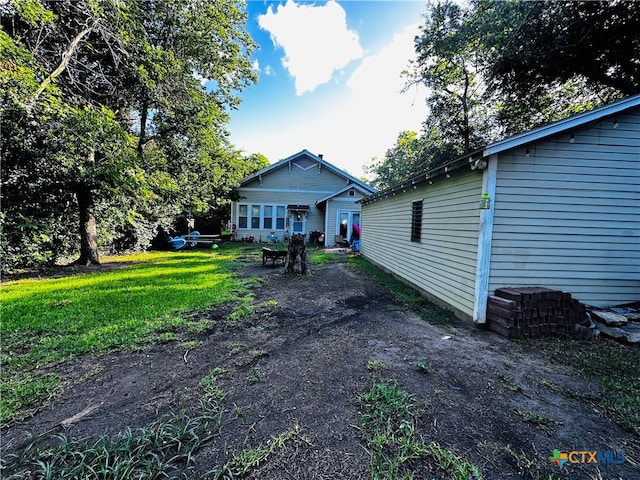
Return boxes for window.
[348,189,355,197]
[276,206,285,229]
[238,205,248,228]
[411,200,423,242]
[238,203,287,230]
[264,206,273,229]
[251,205,260,228]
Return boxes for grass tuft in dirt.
[498,371,524,393]
[200,367,227,401]
[514,408,562,434]
[504,444,562,480]
[1,401,225,480]
[367,360,389,371]
[415,361,431,374]
[213,424,305,478]
[358,382,482,480]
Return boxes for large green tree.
[365,131,425,190]
[482,0,640,98]
[472,0,632,134]
[371,1,491,188]
[1,0,258,271]
[407,1,490,155]
[368,0,638,187]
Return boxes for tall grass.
[1,248,247,424]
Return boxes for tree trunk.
[137,100,148,160]
[75,185,101,266]
[285,234,307,274]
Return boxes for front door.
[290,212,306,235]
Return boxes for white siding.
[363,169,483,319]
[489,111,640,306]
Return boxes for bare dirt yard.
[2,252,639,479]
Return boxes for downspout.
[324,200,330,244]
[473,154,498,324]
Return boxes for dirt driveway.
[2,253,638,479]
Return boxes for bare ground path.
[2,255,638,479]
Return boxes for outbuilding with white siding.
[360,94,640,323]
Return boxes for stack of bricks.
[487,287,586,338]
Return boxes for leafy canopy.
[367,0,637,188]
[1,0,262,272]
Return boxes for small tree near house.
[285,234,307,274]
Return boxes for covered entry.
[287,204,310,235]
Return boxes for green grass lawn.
[3,245,638,438]
[0,247,252,424]
[2,245,638,480]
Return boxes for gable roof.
[362,94,640,205]
[315,183,375,206]
[238,149,376,193]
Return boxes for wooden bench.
[262,247,287,266]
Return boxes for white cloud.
[193,69,207,86]
[231,6,430,180]
[340,23,429,163]
[231,22,428,179]
[278,23,428,177]
[258,0,363,95]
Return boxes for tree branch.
[28,22,96,111]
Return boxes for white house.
[360,94,640,323]
[231,150,375,245]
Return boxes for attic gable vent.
[292,158,316,170]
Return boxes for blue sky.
[226,0,430,179]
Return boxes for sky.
[225,0,430,180]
